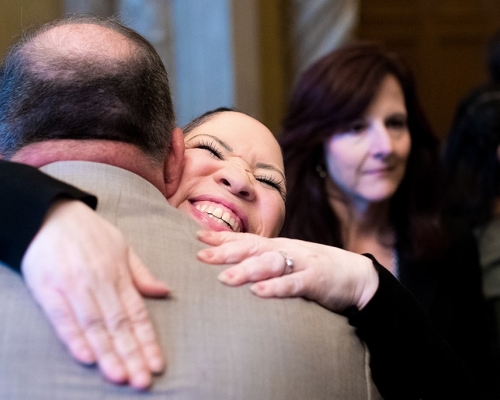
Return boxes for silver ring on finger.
[278,251,294,276]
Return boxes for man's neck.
[11,139,168,197]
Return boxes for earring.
[316,164,327,179]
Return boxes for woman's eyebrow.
[185,134,232,151]
[256,162,286,181]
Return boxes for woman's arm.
[0,159,96,269]
[348,255,479,399]
[197,230,483,399]
[0,160,168,389]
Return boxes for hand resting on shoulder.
[196,230,379,312]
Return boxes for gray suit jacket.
[0,161,381,399]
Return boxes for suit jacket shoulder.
[0,161,381,400]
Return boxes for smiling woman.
[167,108,286,238]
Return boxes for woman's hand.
[21,200,169,389]
[197,230,379,312]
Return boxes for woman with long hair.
[280,42,444,267]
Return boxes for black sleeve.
[347,255,483,400]
[0,160,97,270]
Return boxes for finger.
[218,252,289,286]
[119,275,165,375]
[91,278,152,389]
[197,230,243,246]
[67,287,128,384]
[32,287,95,364]
[197,236,269,265]
[249,272,308,299]
[129,249,169,298]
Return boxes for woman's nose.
[216,161,256,200]
[369,124,393,157]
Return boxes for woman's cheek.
[266,199,286,238]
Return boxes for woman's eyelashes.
[255,174,286,199]
[191,139,224,159]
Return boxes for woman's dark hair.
[182,107,238,135]
[279,42,444,261]
[444,84,500,229]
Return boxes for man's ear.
[164,127,185,197]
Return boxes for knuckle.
[283,275,303,295]
[81,315,107,333]
[128,305,150,326]
[117,339,142,361]
[248,240,261,256]
[106,312,131,333]
[291,275,305,293]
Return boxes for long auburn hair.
[279,42,445,261]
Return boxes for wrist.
[355,256,380,310]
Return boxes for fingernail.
[196,230,212,239]
[105,362,127,383]
[197,249,213,260]
[218,270,234,284]
[148,356,165,373]
[250,282,267,294]
[79,348,96,364]
[131,371,152,390]
[156,282,170,292]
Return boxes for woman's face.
[324,74,411,206]
[168,111,286,238]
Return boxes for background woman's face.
[168,112,286,237]
[324,74,412,207]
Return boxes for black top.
[348,233,496,399]
[0,160,97,270]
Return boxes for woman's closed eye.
[189,139,224,159]
[255,174,286,200]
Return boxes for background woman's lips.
[363,165,397,174]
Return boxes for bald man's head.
[0,15,175,161]
[24,23,135,80]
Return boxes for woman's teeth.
[195,204,241,232]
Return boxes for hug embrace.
[0,14,495,400]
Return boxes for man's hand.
[21,200,169,389]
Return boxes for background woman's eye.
[386,115,408,129]
[347,121,367,134]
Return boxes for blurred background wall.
[1,0,500,138]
